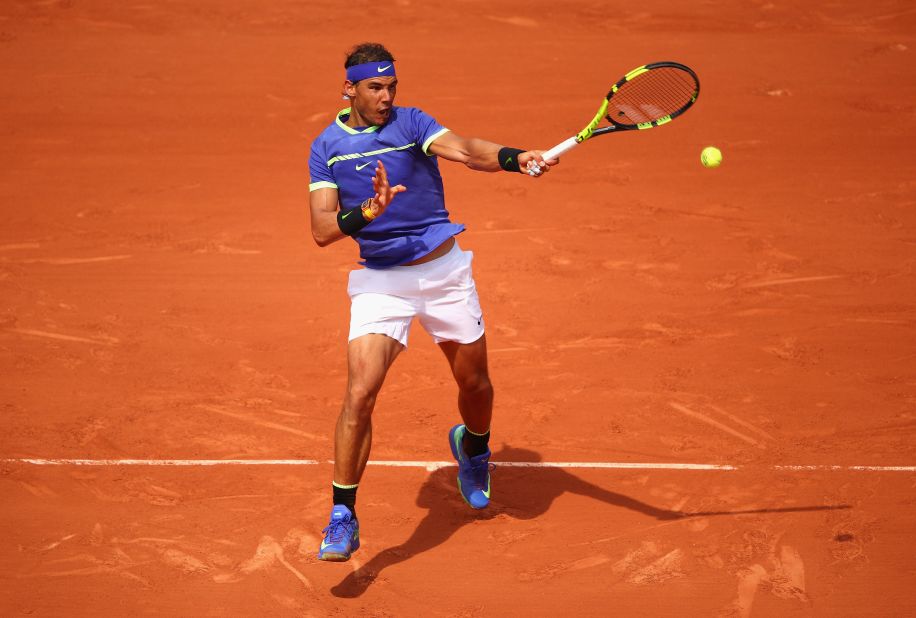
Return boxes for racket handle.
[527,136,579,176]
[542,137,579,162]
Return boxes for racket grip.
[542,137,579,162]
[527,137,579,176]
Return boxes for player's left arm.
[427,131,555,176]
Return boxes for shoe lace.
[466,459,493,487]
[322,518,352,543]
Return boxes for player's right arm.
[428,131,552,175]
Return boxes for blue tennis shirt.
[308,106,465,268]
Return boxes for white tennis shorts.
[347,241,485,347]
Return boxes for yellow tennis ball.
[701,146,722,168]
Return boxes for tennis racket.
[528,61,700,175]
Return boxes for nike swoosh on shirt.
[377,64,392,72]
[355,162,371,171]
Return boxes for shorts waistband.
[390,239,462,272]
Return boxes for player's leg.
[320,278,415,562]
[319,333,403,562]
[335,333,404,487]
[439,334,493,445]
[439,335,494,509]
[414,240,494,509]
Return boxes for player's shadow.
[330,445,848,598]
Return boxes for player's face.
[349,76,397,126]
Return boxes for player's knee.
[345,383,380,416]
[457,370,493,397]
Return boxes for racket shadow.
[330,445,849,598]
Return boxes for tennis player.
[308,42,554,562]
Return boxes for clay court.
[2,0,915,615]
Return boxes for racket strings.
[607,67,698,126]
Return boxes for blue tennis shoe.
[448,424,491,509]
[318,504,360,561]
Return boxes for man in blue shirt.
[309,42,554,561]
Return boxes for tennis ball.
[701,146,722,168]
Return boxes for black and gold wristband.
[497,147,525,173]
[337,201,372,236]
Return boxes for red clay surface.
[2,1,915,616]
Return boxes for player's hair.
[344,42,395,68]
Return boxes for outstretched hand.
[366,160,406,219]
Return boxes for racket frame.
[533,61,700,168]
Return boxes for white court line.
[773,465,916,472]
[742,274,844,289]
[370,461,737,471]
[1,459,914,472]
[4,459,321,466]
